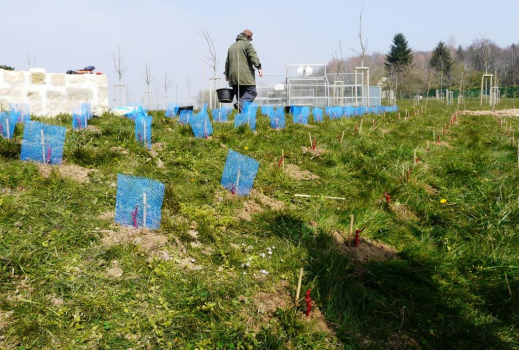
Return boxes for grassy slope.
[0,99,518,349]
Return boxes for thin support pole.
[143,193,147,228]
[41,129,45,164]
[295,268,303,305]
[236,167,241,193]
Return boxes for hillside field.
[1,99,519,349]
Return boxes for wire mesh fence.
[20,121,66,164]
[221,149,259,196]
[114,174,165,230]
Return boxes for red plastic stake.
[384,192,391,204]
[46,147,52,163]
[278,156,284,169]
[131,206,139,228]
[305,289,312,317]
[312,139,316,150]
[354,227,365,247]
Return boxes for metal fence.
[255,64,381,107]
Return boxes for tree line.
[327,34,519,99]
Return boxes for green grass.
[1,98,518,349]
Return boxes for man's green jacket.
[224,33,262,86]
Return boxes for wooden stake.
[414,149,417,164]
[295,268,303,306]
[340,130,345,143]
[308,132,312,148]
[41,129,46,164]
[359,119,363,135]
[143,193,147,227]
[349,214,354,237]
[236,167,241,191]
[294,194,347,200]
[282,149,285,170]
[427,140,430,150]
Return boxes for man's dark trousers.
[232,85,257,111]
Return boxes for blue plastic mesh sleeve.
[190,112,213,138]
[269,107,285,129]
[242,101,258,117]
[166,103,179,117]
[344,106,355,117]
[221,149,259,196]
[312,107,323,122]
[20,121,66,164]
[179,110,193,124]
[72,106,88,130]
[114,174,165,230]
[234,111,256,131]
[135,115,152,149]
[329,107,343,119]
[212,108,229,122]
[81,102,92,120]
[292,106,310,125]
[0,112,16,139]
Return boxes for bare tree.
[141,62,153,92]
[331,40,344,81]
[27,52,37,69]
[163,72,172,109]
[198,28,219,78]
[350,5,368,67]
[140,62,153,109]
[113,45,130,84]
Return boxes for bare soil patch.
[237,201,264,221]
[390,202,419,221]
[86,125,102,134]
[300,304,334,335]
[100,227,168,253]
[301,146,327,157]
[422,184,438,195]
[37,163,95,183]
[180,257,203,270]
[0,311,13,331]
[98,211,114,221]
[252,280,292,318]
[105,260,123,279]
[283,164,320,181]
[251,190,285,211]
[435,141,453,149]
[461,109,519,117]
[331,230,398,263]
[109,146,129,155]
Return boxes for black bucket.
[176,106,194,116]
[216,88,234,103]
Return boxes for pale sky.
[2,0,518,107]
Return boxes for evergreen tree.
[429,41,454,76]
[385,33,413,70]
[0,65,14,71]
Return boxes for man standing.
[224,29,263,112]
